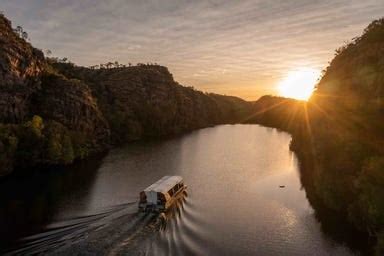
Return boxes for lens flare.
[277,67,321,100]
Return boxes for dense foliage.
[247,18,384,254]
[0,115,96,173]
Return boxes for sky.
[1,0,384,100]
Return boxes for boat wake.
[109,190,211,256]
[4,202,138,255]
[5,191,194,255]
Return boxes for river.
[0,125,369,255]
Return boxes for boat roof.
[144,176,183,193]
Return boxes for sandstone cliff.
[52,63,251,143]
[0,14,109,175]
[0,14,251,176]
[0,15,44,123]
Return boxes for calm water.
[0,125,368,255]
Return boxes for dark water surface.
[0,125,369,255]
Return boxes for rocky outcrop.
[0,14,109,175]
[0,14,45,123]
[35,73,109,146]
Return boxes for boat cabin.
[139,176,185,212]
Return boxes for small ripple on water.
[138,191,216,256]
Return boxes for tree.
[17,116,44,164]
[47,132,62,162]
[15,25,22,36]
[106,62,113,69]
[62,134,74,163]
[21,31,28,40]
[28,115,44,137]
[13,25,29,40]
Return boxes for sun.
[277,67,321,101]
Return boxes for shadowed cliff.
[247,18,384,255]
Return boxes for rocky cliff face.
[0,14,109,176]
[51,63,251,144]
[35,73,109,146]
[0,13,251,176]
[0,15,44,123]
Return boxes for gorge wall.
[51,62,251,144]
[0,14,251,176]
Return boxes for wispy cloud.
[2,0,384,99]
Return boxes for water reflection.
[0,154,104,251]
[0,125,371,255]
[296,156,373,254]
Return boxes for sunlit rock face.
[0,14,45,123]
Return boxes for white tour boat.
[139,176,186,212]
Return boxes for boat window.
[140,191,146,201]
[157,192,166,202]
[168,182,183,197]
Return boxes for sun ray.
[278,67,321,101]
[241,97,292,123]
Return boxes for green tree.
[62,134,74,163]
[29,115,44,137]
[46,132,62,163]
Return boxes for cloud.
[2,0,384,99]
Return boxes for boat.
[139,176,186,212]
